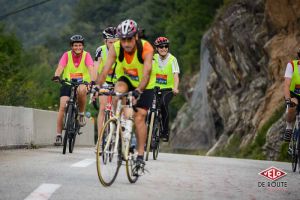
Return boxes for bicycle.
[95,90,140,186]
[287,93,300,173]
[145,87,172,161]
[59,79,89,154]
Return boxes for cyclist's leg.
[135,89,154,157]
[56,85,71,144]
[97,95,108,137]
[284,97,298,142]
[160,91,173,141]
[77,84,88,126]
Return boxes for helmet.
[116,19,138,39]
[70,34,84,45]
[154,37,169,46]
[102,27,117,39]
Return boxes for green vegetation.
[0,0,223,119]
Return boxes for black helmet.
[116,19,138,39]
[70,34,84,45]
[102,27,117,39]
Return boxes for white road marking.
[24,183,61,200]
[71,158,95,167]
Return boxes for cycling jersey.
[62,50,91,82]
[147,53,179,89]
[289,60,300,96]
[114,39,153,87]
[96,45,118,83]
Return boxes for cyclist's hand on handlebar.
[285,98,291,106]
[51,76,60,82]
[132,89,141,100]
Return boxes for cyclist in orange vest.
[97,19,153,170]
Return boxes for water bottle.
[124,119,133,145]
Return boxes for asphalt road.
[0,147,299,200]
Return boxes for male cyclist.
[94,27,119,143]
[148,36,180,142]
[97,19,153,169]
[283,49,300,143]
[52,35,96,145]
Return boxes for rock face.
[170,0,300,159]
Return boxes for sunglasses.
[158,45,169,49]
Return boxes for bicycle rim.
[96,118,121,186]
[126,139,138,183]
[146,113,155,161]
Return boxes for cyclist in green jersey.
[97,19,154,169]
[149,36,180,142]
[94,27,118,143]
[283,49,300,142]
[52,35,96,144]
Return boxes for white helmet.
[116,19,138,39]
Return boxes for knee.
[135,109,147,124]
[286,107,296,122]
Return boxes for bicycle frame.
[103,92,134,161]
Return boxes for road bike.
[145,87,172,161]
[95,90,139,186]
[59,79,89,154]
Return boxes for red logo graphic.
[259,166,287,181]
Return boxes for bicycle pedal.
[78,132,83,135]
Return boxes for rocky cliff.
[170,0,300,159]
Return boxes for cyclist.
[97,19,153,170]
[94,27,119,143]
[283,48,300,142]
[52,34,96,145]
[148,36,180,142]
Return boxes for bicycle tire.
[63,104,73,154]
[69,132,77,153]
[145,112,155,161]
[152,119,160,160]
[292,135,297,172]
[126,134,138,183]
[96,118,121,186]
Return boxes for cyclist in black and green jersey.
[94,27,119,141]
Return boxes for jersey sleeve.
[172,57,180,73]
[95,46,102,61]
[58,52,68,68]
[284,62,293,78]
[142,41,154,60]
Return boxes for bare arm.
[97,47,116,86]
[88,64,96,82]
[54,64,65,77]
[284,78,291,99]
[136,51,153,92]
[173,73,179,94]
[93,58,101,78]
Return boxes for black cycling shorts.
[60,84,72,97]
[117,76,154,109]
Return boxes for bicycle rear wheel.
[145,112,155,161]
[96,118,121,186]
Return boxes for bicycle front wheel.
[145,112,155,161]
[63,104,74,154]
[152,118,161,160]
[96,118,121,186]
[126,134,138,183]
